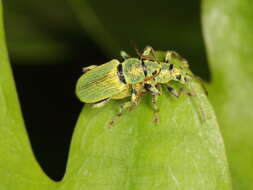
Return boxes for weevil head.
[154,61,192,84]
[171,63,194,85]
[170,65,187,84]
[167,53,192,84]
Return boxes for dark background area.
[11,45,106,181]
[3,0,209,181]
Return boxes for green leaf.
[0,1,56,189]
[62,81,232,189]
[0,0,232,189]
[61,51,232,189]
[202,0,253,189]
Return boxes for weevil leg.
[164,51,172,63]
[143,83,161,96]
[109,87,141,126]
[82,65,98,73]
[142,46,152,56]
[141,46,158,62]
[165,51,176,63]
[143,46,156,58]
[120,50,131,59]
[157,84,163,95]
[118,101,134,118]
[165,51,188,66]
[166,85,179,97]
[91,98,110,108]
[166,84,195,97]
[142,82,161,124]
[165,51,184,63]
[151,95,160,124]
[108,100,136,126]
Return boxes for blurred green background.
[3,0,209,181]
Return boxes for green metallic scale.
[76,59,128,104]
[75,46,195,125]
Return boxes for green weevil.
[75,47,161,109]
[75,46,196,125]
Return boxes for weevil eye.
[176,74,182,80]
[152,70,157,75]
[169,64,174,71]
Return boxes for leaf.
[61,52,232,189]
[0,1,55,189]
[0,0,232,189]
[202,0,253,189]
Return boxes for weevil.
[75,46,198,125]
[75,47,161,110]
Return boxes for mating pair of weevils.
[76,46,196,125]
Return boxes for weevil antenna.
[130,40,142,57]
[148,46,159,63]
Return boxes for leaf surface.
[0,0,232,189]
[202,0,253,189]
[61,53,232,189]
